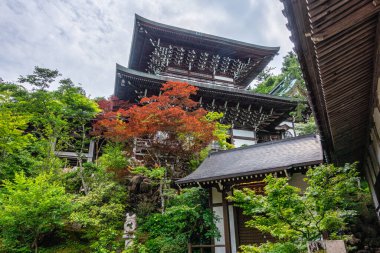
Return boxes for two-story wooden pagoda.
[115,15,322,253]
[115,15,299,147]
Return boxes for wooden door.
[236,207,275,247]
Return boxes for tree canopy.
[253,51,305,98]
[230,163,364,252]
[93,81,226,177]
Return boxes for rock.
[129,175,143,192]
[308,240,347,253]
[139,178,152,193]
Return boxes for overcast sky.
[0,0,293,98]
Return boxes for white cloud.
[0,0,292,97]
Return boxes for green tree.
[295,116,317,135]
[189,112,233,170]
[0,67,99,184]
[229,163,362,252]
[253,52,305,98]
[0,87,37,180]
[97,143,130,180]
[68,165,127,253]
[0,172,73,253]
[18,66,60,90]
[54,79,100,194]
[128,188,219,253]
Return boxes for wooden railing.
[187,243,225,253]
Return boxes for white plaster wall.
[372,108,380,175]
[212,187,225,253]
[232,129,255,138]
[213,206,225,253]
[366,164,380,209]
[366,77,380,218]
[228,205,237,253]
[288,173,308,192]
[233,138,256,147]
[212,187,223,204]
[232,129,257,147]
[280,120,296,137]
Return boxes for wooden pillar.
[188,243,192,253]
[222,190,232,253]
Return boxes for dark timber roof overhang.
[115,64,299,130]
[281,0,380,165]
[128,15,279,88]
[176,134,323,186]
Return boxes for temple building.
[281,0,380,220]
[115,15,300,148]
[115,15,324,253]
[177,134,322,253]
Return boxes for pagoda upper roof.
[128,15,279,88]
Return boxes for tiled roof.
[177,134,323,184]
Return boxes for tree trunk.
[78,158,89,195]
[32,237,38,253]
[160,178,165,214]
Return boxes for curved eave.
[116,64,301,106]
[176,161,322,185]
[281,0,334,162]
[176,134,323,185]
[134,14,280,53]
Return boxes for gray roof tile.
[177,134,323,184]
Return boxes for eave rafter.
[146,39,262,84]
[310,1,380,42]
[129,15,280,88]
[115,66,298,131]
[281,0,380,165]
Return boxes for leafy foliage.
[128,188,219,253]
[0,67,123,252]
[0,69,99,181]
[253,51,315,128]
[295,116,317,135]
[97,143,130,181]
[0,172,73,252]
[230,163,362,251]
[18,66,61,90]
[189,112,233,170]
[253,52,305,98]
[240,242,301,253]
[0,87,38,180]
[94,81,220,176]
[69,166,128,252]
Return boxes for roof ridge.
[210,134,318,156]
[134,14,280,52]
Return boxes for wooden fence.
[187,243,225,253]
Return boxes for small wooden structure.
[177,135,323,253]
[188,243,225,253]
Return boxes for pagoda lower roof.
[176,134,323,186]
[128,15,279,88]
[115,64,300,130]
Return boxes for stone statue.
[123,213,137,248]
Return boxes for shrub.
[129,188,219,253]
[0,172,73,252]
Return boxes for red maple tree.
[93,81,217,176]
